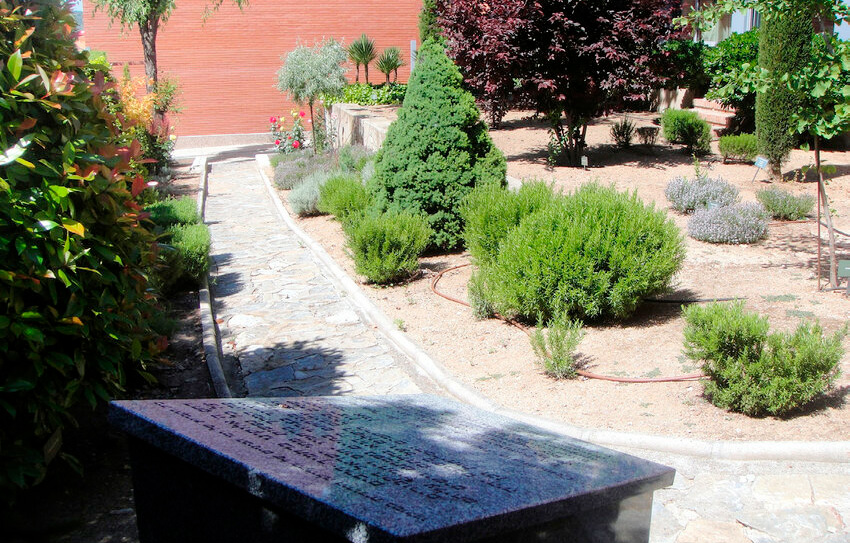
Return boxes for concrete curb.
[194,156,232,399]
[255,152,850,464]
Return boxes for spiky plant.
[348,33,377,84]
[376,47,404,84]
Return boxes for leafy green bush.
[661,109,712,155]
[372,39,506,250]
[317,174,369,221]
[718,133,758,163]
[610,117,636,149]
[0,1,161,498]
[273,152,336,190]
[687,202,768,244]
[462,181,556,268]
[158,224,211,292]
[756,8,813,177]
[323,83,407,106]
[343,210,432,284]
[145,197,199,227]
[289,171,334,216]
[683,302,845,416]
[662,39,708,92]
[665,175,739,213]
[756,187,815,221]
[530,316,585,379]
[337,145,373,173]
[474,184,685,322]
[703,30,759,131]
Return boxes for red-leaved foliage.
[438,0,687,164]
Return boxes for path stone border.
[246,153,850,463]
[193,156,232,398]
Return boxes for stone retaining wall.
[331,103,399,152]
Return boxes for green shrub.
[273,152,335,190]
[317,174,369,221]
[636,126,659,146]
[756,8,813,177]
[530,316,585,379]
[475,184,685,322]
[361,159,376,184]
[372,39,506,250]
[158,224,211,292]
[343,210,432,284]
[756,187,815,221]
[661,109,712,155]
[337,145,373,173]
[467,272,495,319]
[145,197,199,227]
[687,202,768,244]
[289,171,334,216]
[323,83,407,106]
[610,117,635,149]
[683,302,845,416]
[663,39,709,92]
[270,151,308,169]
[665,175,739,213]
[703,30,759,131]
[0,1,161,498]
[718,133,758,163]
[462,181,556,268]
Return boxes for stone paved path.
[202,153,849,543]
[206,158,426,398]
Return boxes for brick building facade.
[81,0,421,136]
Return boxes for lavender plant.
[688,202,769,244]
[665,175,739,213]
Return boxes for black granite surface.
[109,395,674,542]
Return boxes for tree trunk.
[364,64,370,85]
[308,101,316,155]
[139,16,164,125]
[814,135,839,288]
[354,64,360,83]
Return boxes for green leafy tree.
[418,0,441,42]
[92,0,245,116]
[755,6,813,177]
[685,0,850,287]
[372,39,506,250]
[376,47,404,84]
[347,34,377,84]
[1,0,160,499]
[276,39,347,153]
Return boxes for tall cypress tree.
[372,39,506,250]
[755,6,813,178]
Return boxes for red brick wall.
[82,0,421,136]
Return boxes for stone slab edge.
[195,156,232,398]
[254,154,850,464]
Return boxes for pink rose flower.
[292,140,300,149]
[299,111,306,118]
[275,139,281,145]
[270,116,277,123]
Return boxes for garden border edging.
[254,152,850,464]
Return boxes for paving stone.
[244,365,296,395]
[676,519,751,543]
[751,475,813,506]
[325,310,360,325]
[736,506,838,541]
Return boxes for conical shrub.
[372,39,506,250]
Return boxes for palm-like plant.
[347,34,377,83]
[376,47,404,84]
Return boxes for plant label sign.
[751,156,769,181]
[839,260,850,295]
[580,155,589,168]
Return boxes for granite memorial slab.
[109,394,675,543]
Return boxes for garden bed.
[275,110,850,442]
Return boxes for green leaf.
[812,80,829,98]
[35,219,59,231]
[7,50,22,81]
[1,134,34,166]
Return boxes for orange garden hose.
[429,263,705,383]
